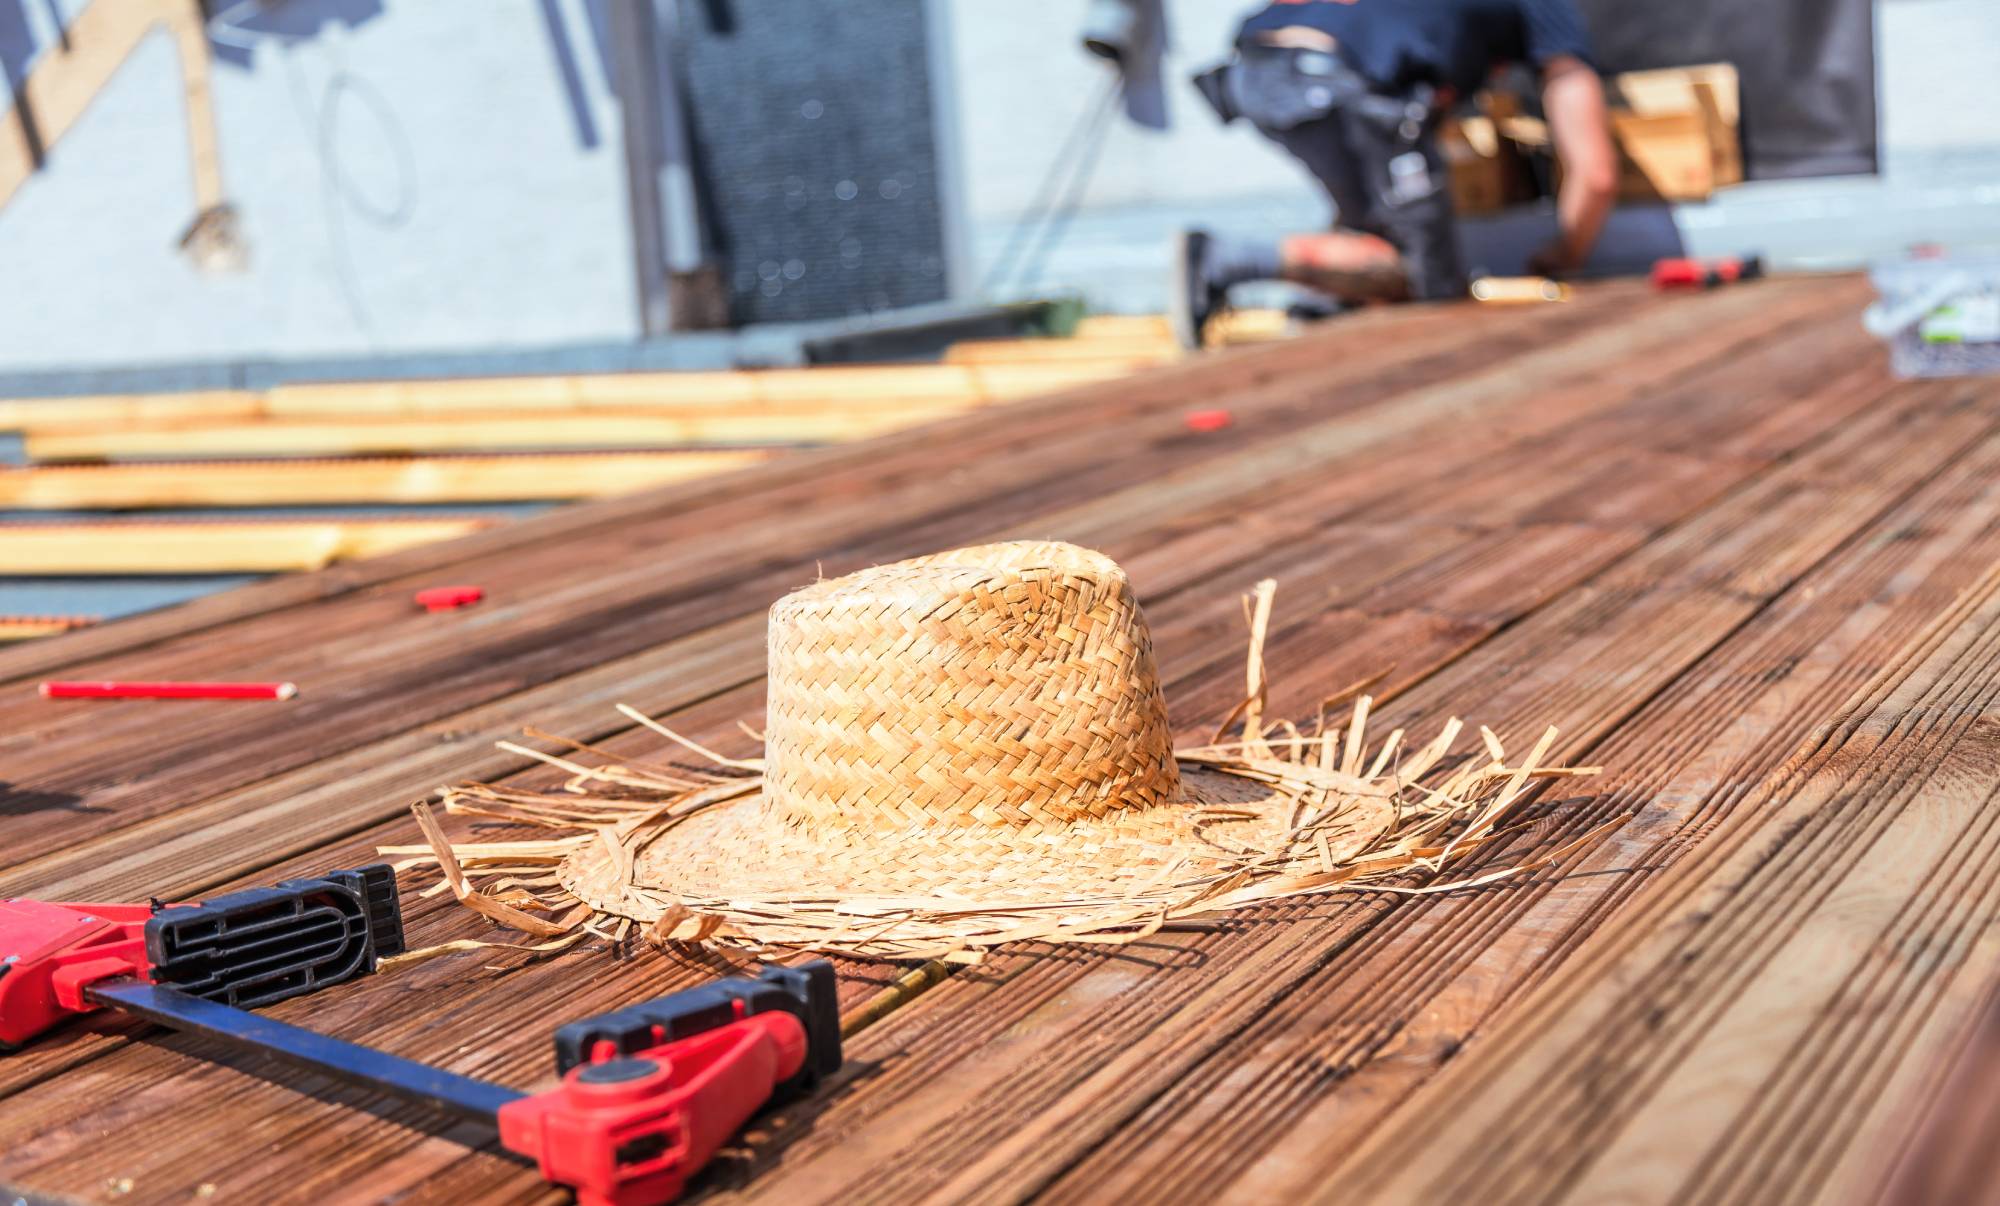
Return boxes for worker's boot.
[1170,229,1226,350]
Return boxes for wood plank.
[1074,311,1292,344]
[0,390,260,430]
[0,290,1840,1032]
[0,292,1851,939]
[1329,539,2000,1205]
[0,519,490,573]
[0,616,97,642]
[0,286,1802,877]
[0,279,1959,1204]
[0,451,770,508]
[942,337,1179,366]
[718,370,1973,1206]
[0,357,1947,1203]
[0,281,1665,703]
[1,0,176,212]
[1040,385,2000,1203]
[0,280,1661,686]
[1878,983,2000,1204]
[273,363,1148,412]
[21,405,972,462]
[0,362,1143,432]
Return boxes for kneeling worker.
[1174,0,1619,347]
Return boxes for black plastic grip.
[144,865,404,1009]
[553,961,842,1095]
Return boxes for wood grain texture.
[0,282,1687,879]
[0,518,491,573]
[0,288,1612,684]
[0,451,770,508]
[21,405,974,462]
[0,362,1139,431]
[5,277,1982,1206]
[0,616,97,642]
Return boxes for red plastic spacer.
[1184,408,1233,433]
[415,586,484,613]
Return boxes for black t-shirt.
[1238,0,1595,96]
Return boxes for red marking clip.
[39,681,298,701]
[1184,408,1233,433]
[415,585,484,612]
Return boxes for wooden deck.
[3,275,1994,1204]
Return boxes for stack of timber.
[0,317,1258,609]
[16,277,1994,1203]
[0,614,96,642]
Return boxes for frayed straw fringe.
[385,579,1624,962]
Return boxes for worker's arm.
[1529,54,1617,276]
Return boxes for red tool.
[39,680,298,701]
[0,866,403,1050]
[1184,407,1233,433]
[81,962,841,1206]
[1651,255,1765,291]
[7,900,836,1206]
[1,860,836,1204]
[415,585,484,612]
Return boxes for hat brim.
[553,760,1398,956]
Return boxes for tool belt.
[1193,43,1435,139]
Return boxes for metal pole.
[90,982,524,1125]
[653,0,728,328]
[608,0,673,338]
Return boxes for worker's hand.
[1526,240,1581,279]
[1539,54,1617,278]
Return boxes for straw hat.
[411,541,1610,960]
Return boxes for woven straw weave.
[764,542,1180,835]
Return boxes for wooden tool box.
[1444,61,1744,214]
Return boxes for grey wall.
[0,0,636,370]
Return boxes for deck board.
[5,276,1992,1205]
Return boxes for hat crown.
[763,542,1182,834]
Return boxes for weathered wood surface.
[0,362,1135,431]
[3,276,1989,1205]
[0,518,492,573]
[0,452,773,508]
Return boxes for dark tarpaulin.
[1572,0,1878,180]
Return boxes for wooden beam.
[1074,315,1171,339]
[22,404,977,462]
[0,361,1142,432]
[0,451,772,508]
[3,0,169,212]
[0,616,98,642]
[261,362,1142,415]
[0,391,262,430]
[1072,311,1293,345]
[166,0,223,212]
[943,338,1179,366]
[0,519,490,573]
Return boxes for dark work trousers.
[1223,45,1468,301]
[1257,107,1468,301]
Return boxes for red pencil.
[39,680,298,701]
